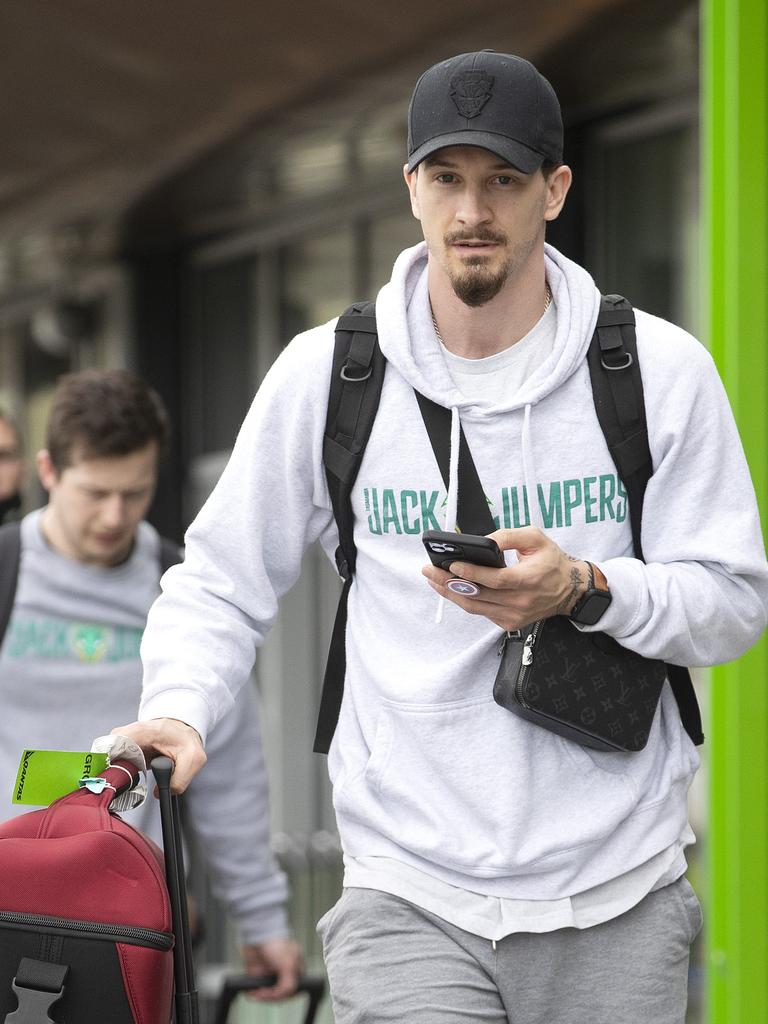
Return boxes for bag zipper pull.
[522,633,535,666]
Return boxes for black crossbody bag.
[412,308,701,754]
[492,616,667,751]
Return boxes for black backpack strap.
[664,664,704,745]
[587,295,651,560]
[588,295,704,746]
[413,393,496,536]
[0,522,22,650]
[315,301,386,754]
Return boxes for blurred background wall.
[1,1,764,1021]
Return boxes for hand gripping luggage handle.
[151,757,199,1024]
[213,975,326,1024]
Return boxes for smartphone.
[422,530,505,571]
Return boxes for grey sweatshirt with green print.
[0,509,289,945]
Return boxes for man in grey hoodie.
[0,369,300,1000]
[115,53,768,1023]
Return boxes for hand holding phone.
[422,530,505,596]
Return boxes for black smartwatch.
[569,561,612,626]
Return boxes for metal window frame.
[582,94,699,330]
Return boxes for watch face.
[572,589,612,626]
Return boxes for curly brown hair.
[46,369,169,472]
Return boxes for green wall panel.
[702,0,768,1020]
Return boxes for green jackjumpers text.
[363,474,627,536]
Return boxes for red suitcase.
[0,756,197,1023]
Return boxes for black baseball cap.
[407,51,563,174]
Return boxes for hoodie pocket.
[339,695,640,877]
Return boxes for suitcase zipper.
[0,910,173,951]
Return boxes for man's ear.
[36,449,59,493]
[543,165,573,223]
[403,163,421,220]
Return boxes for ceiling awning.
[1,0,664,240]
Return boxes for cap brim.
[407,131,546,174]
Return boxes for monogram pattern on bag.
[493,619,667,751]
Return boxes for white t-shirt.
[440,300,557,405]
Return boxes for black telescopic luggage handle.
[213,975,326,1024]
[151,757,199,1024]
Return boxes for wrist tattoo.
[557,564,585,613]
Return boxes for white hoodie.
[140,242,768,902]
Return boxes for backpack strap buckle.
[339,361,373,382]
[333,546,351,582]
[5,959,68,1023]
[601,350,633,371]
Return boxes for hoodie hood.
[375,241,602,417]
[374,241,604,537]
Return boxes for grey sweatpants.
[317,877,702,1024]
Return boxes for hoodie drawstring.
[521,403,543,531]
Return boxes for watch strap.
[570,561,611,625]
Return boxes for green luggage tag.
[12,749,109,806]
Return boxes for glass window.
[357,100,409,177]
[280,227,355,339]
[275,129,350,202]
[186,257,256,458]
[587,122,699,333]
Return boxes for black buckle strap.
[588,295,703,746]
[335,314,377,335]
[601,349,633,371]
[314,575,353,753]
[595,308,636,327]
[316,301,384,754]
[336,310,378,383]
[5,958,68,1023]
[339,331,377,383]
[596,295,636,369]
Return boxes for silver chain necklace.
[431,283,552,343]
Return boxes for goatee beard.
[443,229,511,307]
[450,264,509,307]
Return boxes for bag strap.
[587,296,703,745]
[413,393,496,536]
[587,295,651,560]
[0,522,21,651]
[315,302,386,754]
